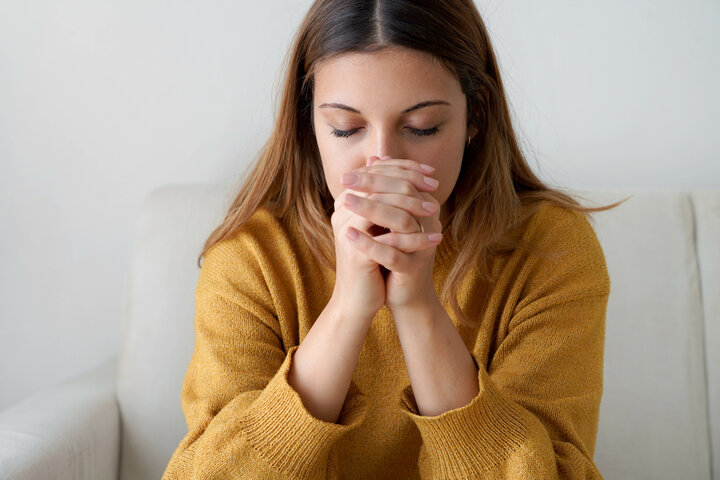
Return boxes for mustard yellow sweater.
[162,201,611,479]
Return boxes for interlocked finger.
[341,169,438,195]
[332,189,375,235]
[343,192,438,234]
[372,230,442,253]
[363,155,436,176]
[345,225,441,271]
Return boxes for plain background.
[1,0,718,411]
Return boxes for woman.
[163,1,626,478]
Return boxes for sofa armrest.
[0,357,120,480]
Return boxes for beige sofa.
[1,184,718,480]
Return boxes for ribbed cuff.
[237,345,368,477]
[399,365,529,476]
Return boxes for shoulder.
[522,201,610,295]
[199,206,294,295]
[195,206,283,334]
[524,201,603,253]
[204,206,290,264]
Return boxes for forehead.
[313,47,461,100]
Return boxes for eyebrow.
[318,100,451,114]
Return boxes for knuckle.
[386,250,400,265]
[400,181,414,196]
[334,191,346,209]
[401,216,416,231]
[380,235,396,247]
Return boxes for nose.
[367,126,404,163]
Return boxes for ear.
[467,124,479,139]
[467,86,489,139]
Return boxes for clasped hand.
[338,154,442,313]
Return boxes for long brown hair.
[197,0,628,328]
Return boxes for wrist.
[389,294,442,327]
[326,293,378,326]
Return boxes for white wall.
[1,0,718,411]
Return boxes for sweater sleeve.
[162,235,368,480]
[397,208,610,480]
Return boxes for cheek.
[316,139,337,195]
[426,144,464,200]
[419,141,463,176]
[315,136,367,199]
[317,154,349,200]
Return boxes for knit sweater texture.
[162,200,611,479]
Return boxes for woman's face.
[312,46,476,221]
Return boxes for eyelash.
[330,126,440,138]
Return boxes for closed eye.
[330,126,440,138]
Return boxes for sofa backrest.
[116,182,234,480]
[115,184,717,480]
[581,189,712,479]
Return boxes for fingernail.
[420,163,435,174]
[422,201,438,212]
[428,233,443,243]
[341,173,359,185]
[423,176,439,188]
